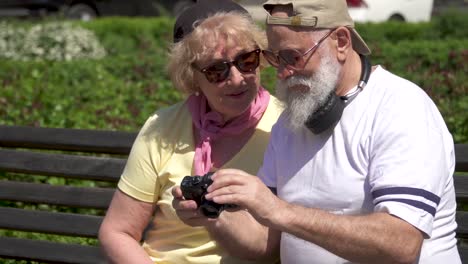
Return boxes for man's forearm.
[271,202,423,264]
[206,209,280,260]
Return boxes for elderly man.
[201,0,461,263]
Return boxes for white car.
[347,0,434,22]
[235,0,434,23]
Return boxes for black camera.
[180,172,226,218]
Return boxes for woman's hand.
[171,186,216,226]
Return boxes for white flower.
[0,21,107,61]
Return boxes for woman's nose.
[227,65,245,84]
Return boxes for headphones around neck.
[305,54,371,134]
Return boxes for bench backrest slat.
[0,237,106,264]
[454,176,468,203]
[0,207,102,237]
[0,149,124,181]
[0,125,136,154]
[455,144,468,172]
[456,211,468,239]
[0,181,113,209]
[459,244,468,263]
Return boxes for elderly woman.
[98,0,283,263]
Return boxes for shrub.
[0,11,466,142]
[0,21,106,61]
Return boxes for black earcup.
[304,55,371,134]
[305,93,345,134]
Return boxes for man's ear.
[334,27,352,62]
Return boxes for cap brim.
[350,28,371,55]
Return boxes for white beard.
[276,51,341,132]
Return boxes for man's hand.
[205,168,284,226]
[171,186,215,227]
[173,176,281,260]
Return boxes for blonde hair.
[167,12,267,94]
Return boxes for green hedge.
[0,11,466,143]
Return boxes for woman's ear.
[334,27,352,62]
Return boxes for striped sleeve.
[372,187,440,217]
[368,77,454,237]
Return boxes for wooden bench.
[0,125,136,263]
[0,125,467,263]
[454,143,468,261]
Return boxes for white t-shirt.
[258,66,460,264]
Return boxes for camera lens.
[201,205,221,218]
[200,199,224,218]
[192,176,202,185]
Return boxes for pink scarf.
[188,87,270,175]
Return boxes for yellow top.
[118,96,283,264]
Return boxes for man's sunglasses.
[196,49,261,83]
[262,30,333,70]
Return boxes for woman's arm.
[99,189,155,264]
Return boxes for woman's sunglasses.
[196,49,261,83]
[262,30,333,70]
